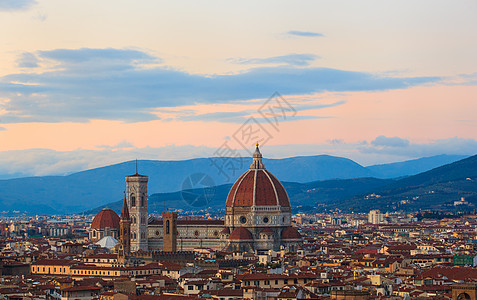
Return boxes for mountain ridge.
[0,154,469,214]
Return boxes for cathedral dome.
[225,145,290,208]
[229,227,253,241]
[281,226,301,240]
[91,208,120,230]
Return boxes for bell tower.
[162,211,177,252]
[126,168,149,252]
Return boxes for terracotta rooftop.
[229,227,253,241]
[91,208,120,230]
[225,169,290,207]
[281,226,302,240]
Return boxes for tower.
[162,212,177,252]
[118,194,131,263]
[126,172,149,252]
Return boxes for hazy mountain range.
[329,154,477,213]
[87,154,477,215]
[0,154,468,215]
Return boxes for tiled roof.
[62,286,102,292]
[225,169,290,207]
[91,208,120,230]
[32,258,75,266]
[229,227,253,241]
[281,226,302,240]
[421,266,477,281]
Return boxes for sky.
[0,0,476,178]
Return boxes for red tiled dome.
[220,227,230,234]
[229,227,253,241]
[281,226,301,240]
[91,208,120,230]
[225,169,290,207]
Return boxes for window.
[166,220,170,234]
[140,195,145,207]
[188,286,194,291]
[131,194,136,207]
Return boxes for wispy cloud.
[16,52,39,68]
[0,145,215,178]
[175,110,328,124]
[39,48,158,65]
[96,140,135,150]
[0,137,475,179]
[371,135,410,147]
[361,137,477,159]
[287,30,324,37]
[293,100,346,112]
[0,0,37,11]
[0,47,441,124]
[229,53,319,66]
[176,110,253,123]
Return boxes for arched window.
[131,194,136,207]
[166,220,170,234]
[140,195,145,207]
[458,293,471,300]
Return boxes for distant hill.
[367,154,468,179]
[85,177,394,216]
[330,154,477,212]
[0,153,469,215]
[0,155,374,215]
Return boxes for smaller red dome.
[229,227,253,241]
[91,208,120,230]
[281,227,301,240]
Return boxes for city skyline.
[1,0,476,177]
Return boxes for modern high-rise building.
[368,209,384,224]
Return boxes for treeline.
[416,211,475,220]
